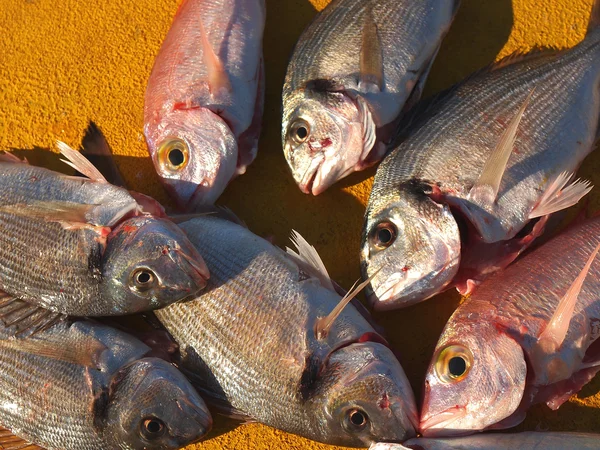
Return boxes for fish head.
[108,357,212,449]
[420,322,526,436]
[102,216,209,313]
[145,107,238,209]
[310,342,417,446]
[283,90,370,195]
[361,185,461,310]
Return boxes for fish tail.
[587,0,600,34]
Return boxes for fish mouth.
[298,154,325,195]
[172,248,210,290]
[176,397,213,442]
[419,406,467,436]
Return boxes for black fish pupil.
[448,356,467,377]
[137,271,151,284]
[378,228,392,244]
[146,420,161,433]
[168,148,185,167]
[350,410,367,427]
[296,126,308,140]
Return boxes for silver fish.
[155,216,417,447]
[0,320,211,450]
[282,0,460,195]
[361,6,600,310]
[371,432,600,449]
[420,215,600,436]
[144,0,266,209]
[0,147,209,335]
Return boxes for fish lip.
[419,405,467,436]
[298,154,325,195]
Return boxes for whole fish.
[361,4,600,310]
[0,320,211,450]
[282,0,460,195]
[371,432,600,449]
[155,216,417,447]
[420,215,600,436]
[145,0,266,208]
[0,147,209,335]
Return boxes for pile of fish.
[2,0,600,448]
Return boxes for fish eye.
[157,137,189,173]
[289,120,310,144]
[371,221,397,249]
[344,408,369,430]
[130,268,157,292]
[140,417,166,440]
[435,345,473,383]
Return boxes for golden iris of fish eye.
[435,345,473,383]
[289,119,310,145]
[157,137,190,173]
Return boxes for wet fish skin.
[145,0,266,209]
[282,0,460,195]
[155,216,417,447]
[0,320,211,450]
[362,25,600,310]
[371,432,600,449]
[420,216,600,436]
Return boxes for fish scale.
[0,320,212,450]
[156,216,417,447]
[0,213,102,314]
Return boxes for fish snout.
[175,397,213,442]
[171,247,210,289]
[419,405,467,437]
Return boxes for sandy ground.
[1,0,600,449]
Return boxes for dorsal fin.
[286,230,335,292]
[359,6,383,92]
[198,18,232,97]
[468,88,535,205]
[314,269,380,340]
[57,141,107,182]
[0,427,44,450]
[536,241,600,353]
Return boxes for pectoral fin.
[469,89,534,206]
[537,240,600,353]
[359,9,383,92]
[199,18,232,97]
[0,152,28,164]
[0,295,65,338]
[529,172,593,219]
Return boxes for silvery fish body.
[0,320,211,450]
[371,432,600,449]
[420,216,600,436]
[362,25,600,310]
[282,0,459,194]
[0,158,209,329]
[145,0,266,209]
[156,216,417,447]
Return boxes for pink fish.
[420,215,600,436]
[144,0,265,209]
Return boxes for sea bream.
[361,2,600,310]
[0,319,211,450]
[155,216,418,447]
[282,0,460,195]
[370,432,600,450]
[145,0,265,208]
[0,143,208,336]
[419,215,600,436]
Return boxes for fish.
[0,319,211,450]
[419,215,600,436]
[144,0,266,209]
[154,217,418,447]
[0,144,209,335]
[370,432,600,449]
[360,1,600,310]
[282,0,460,195]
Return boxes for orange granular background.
[1,0,599,449]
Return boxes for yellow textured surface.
[1,0,600,449]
